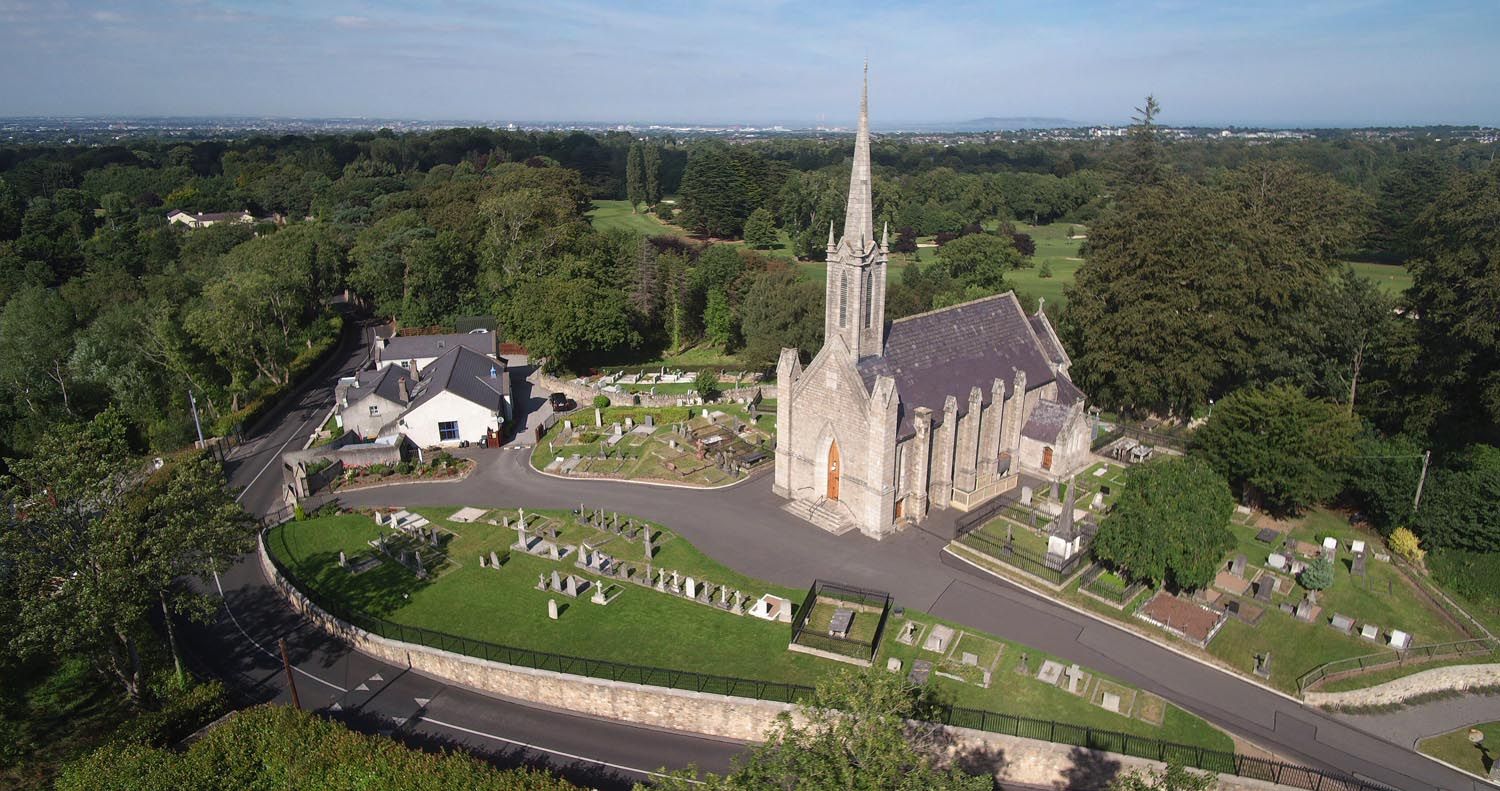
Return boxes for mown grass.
[1418,721,1499,777]
[270,508,1233,751]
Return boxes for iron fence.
[956,529,1090,585]
[262,523,1395,791]
[789,579,892,662]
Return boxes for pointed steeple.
[840,61,874,249]
[826,220,836,252]
[881,221,889,251]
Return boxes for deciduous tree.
[1093,456,1235,590]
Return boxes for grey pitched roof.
[407,346,509,413]
[380,331,496,363]
[856,292,1058,440]
[1021,399,1072,443]
[1029,311,1070,369]
[345,365,411,407]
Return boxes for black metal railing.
[789,579,893,662]
[262,524,1395,791]
[956,529,1090,585]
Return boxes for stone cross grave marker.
[732,590,743,613]
[591,585,607,605]
[536,573,547,591]
[1064,664,1084,694]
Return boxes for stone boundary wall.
[258,538,1318,791]
[530,370,765,409]
[1305,663,1500,708]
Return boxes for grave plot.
[1133,692,1167,726]
[1091,678,1137,717]
[534,405,774,487]
[937,631,1004,687]
[789,580,892,665]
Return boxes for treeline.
[1061,101,1500,598]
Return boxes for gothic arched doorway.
[827,441,841,501]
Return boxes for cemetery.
[953,497,1477,695]
[532,404,774,487]
[953,461,1126,586]
[267,504,1234,752]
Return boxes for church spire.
[840,61,874,249]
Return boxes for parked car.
[549,392,577,412]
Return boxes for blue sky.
[1,0,1496,126]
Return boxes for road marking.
[211,570,347,693]
[414,714,703,783]
[370,673,384,682]
[414,697,431,707]
[355,683,370,692]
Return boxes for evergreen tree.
[643,144,662,205]
[1122,95,1165,190]
[703,289,736,351]
[742,208,777,249]
[679,144,753,238]
[625,142,646,212]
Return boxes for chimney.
[398,377,409,402]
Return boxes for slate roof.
[1029,312,1070,370]
[407,346,509,414]
[856,292,1059,440]
[1021,399,1072,443]
[380,331,496,364]
[344,365,411,407]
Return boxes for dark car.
[548,392,577,412]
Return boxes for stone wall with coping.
[259,538,1319,791]
[530,369,765,410]
[1305,662,1500,708]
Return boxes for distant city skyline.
[2,1,1497,127]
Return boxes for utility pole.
[188,389,205,449]
[279,638,302,710]
[1413,449,1432,512]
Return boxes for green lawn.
[586,200,685,237]
[1347,261,1413,296]
[1418,721,1500,777]
[270,508,1232,752]
[531,404,772,486]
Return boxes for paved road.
[1341,693,1500,748]
[218,331,1492,791]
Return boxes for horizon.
[2,2,1498,127]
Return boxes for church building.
[773,72,1093,539]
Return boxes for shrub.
[1039,261,1053,278]
[365,463,393,476]
[1300,556,1334,591]
[293,502,307,521]
[592,394,611,410]
[1389,527,1425,565]
[111,676,228,748]
[433,451,457,468]
[655,204,674,221]
[693,368,721,401]
[396,461,414,475]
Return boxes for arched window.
[862,268,872,328]
[1042,446,1054,470]
[839,272,848,327]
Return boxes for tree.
[738,269,823,367]
[655,668,991,791]
[1192,385,1359,515]
[678,145,754,238]
[893,226,919,254]
[934,232,1019,292]
[1343,433,1425,532]
[643,144,662,205]
[1122,94,1165,190]
[742,208,777,249]
[1369,150,1454,259]
[1107,761,1216,791]
[1300,557,1334,595]
[1093,457,1235,590]
[693,369,721,402]
[501,275,639,373]
[703,290,736,351]
[1388,527,1425,565]
[1,411,254,702]
[625,142,646,212]
[1410,445,1500,552]
[1403,162,1500,445]
[1008,230,1035,257]
[592,395,610,410]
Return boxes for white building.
[396,346,511,447]
[335,365,412,440]
[166,209,262,228]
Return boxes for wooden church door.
[827,441,841,501]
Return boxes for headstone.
[490,550,500,568]
[719,586,729,606]
[923,624,954,653]
[1322,536,1338,559]
[1295,598,1314,622]
[564,419,572,431]
[656,568,666,591]
[898,621,918,644]
[548,543,560,561]
[887,657,902,673]
[479,554,487,568]
[1255,578,1274,602]
[1101,692,1122,713]
[1037,659,1065,685]
[908,659,932,686]
[697,583,711,604]
[429,528,439,547]
[1254,652,1272,679]
[594,407,602,427]
[562,575,580,597]
[671,570,681,593]
[1360,623,1379,641]
[1065,664,1084,694]
[1268,553,1287,570]
[732,590,743,612]
[551,569,562,590]
[1091,492,1104,510]
[548,599,558,620]
[578,544,593,567]
[1352,553,1367,577]
[1049,481,1060,500]
[591,585,607,605]
[1350,539,1366,554]
[645,414,655,428]
[961,652,979,666]
[338,550,347,567]
[1230,554,1247,578]
[1389,629,1411,650]
[1020,486,1033,506]
[537,573,547,590]
[1330,613,1355,634]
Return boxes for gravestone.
[1295,598,1314,622]
[732,590,743,613]
[594,408,602,427]
[1330,613,1355,634]
[1049,481,1060,500]
[645,414,655,428]
[961,652,979,666]
[490,550,500,568]
[1351,539,1366,554]
[1360,623,1379,641]
[338,550,347,567]
[548,543,561,561]
[908,659,932,686]
[1091,492,1104,510]
[1254,652,1272,679]
[670,571,681,594]
[536,573,548,591]
[1101,692,1122,713]
[898,621,918,645]
[684,576,696,598]
[1254,578,1274,602]
[656,568,666,591]
[1037,659,1065,685]
[551,569,562,590]
[592,585,608,605]
[1389,629,1411,650]
[548,599,558,620]
[1064,664,1084,694]
[1352,553,1367,577]
[479,554,488,568]
[719,586,729,606]
[1322,536,1338,559]
[1229,554,1247,578]
[923,624,954,653]
[562,575,581,597]
[1267,553,1287,570]
[578,544,592,568]
[887,657,902,673]
[698,582,712,604]
[1020,486,1033,506]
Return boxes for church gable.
[793,335,874,413]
